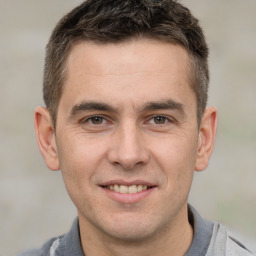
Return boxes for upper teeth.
[107,184,148,194]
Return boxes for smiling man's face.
[36,39,215,245]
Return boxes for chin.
[107,227,155,242]
[99,214,164,242]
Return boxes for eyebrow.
[141,99,184,113]
[70,101,117,117]
[70,98,184,117]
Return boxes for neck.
[78,205,193,256]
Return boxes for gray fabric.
[185,205,214,255]
[186,206,253,256]
[17,219,83,256]
[206,223,254,256]
[17,205,253,256]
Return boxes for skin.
[35,39,217,256]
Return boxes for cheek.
[56,134,106,193]
[153,131,198,165]
[150,132,198,187]
[57,132,104,168]
[57,140,100,211]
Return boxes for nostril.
[107,134,150,169]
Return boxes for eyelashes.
[85,116,107,125]
[147,116,173,125]
[81,115,174,126]
[78,114,177,134]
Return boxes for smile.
[104,184,150,194]
[100,180,157,203]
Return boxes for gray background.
[0,1,255,255]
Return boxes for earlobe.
[195,106,217,172]
[34,106,60,171]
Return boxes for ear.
[195,106,217,172]
[34,106,60,171]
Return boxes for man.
[19,0,253,255]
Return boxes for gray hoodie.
[17,205,254,256]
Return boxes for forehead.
[66,39,190,78]
[59,39,195,113]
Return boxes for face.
[43,40,208,242]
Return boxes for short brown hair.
[43,0,209,128]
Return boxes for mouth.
[99,180,157,203]
[101,184,155,194]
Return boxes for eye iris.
[91,116,103,124]
[154,116,166,124]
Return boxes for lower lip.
[101,187,156,204]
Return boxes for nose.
[107,123,150,170]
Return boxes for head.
[43,0,209,129]
[35,0,217,252]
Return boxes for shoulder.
[206,222,254,256]
[16,236,63,256]
[16,217,83,256]
[226,236,255,256]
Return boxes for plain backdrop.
[0,1,255,255]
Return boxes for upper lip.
[99,179,157,187]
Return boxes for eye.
[86,116,106,125]
[148,116,169,124]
